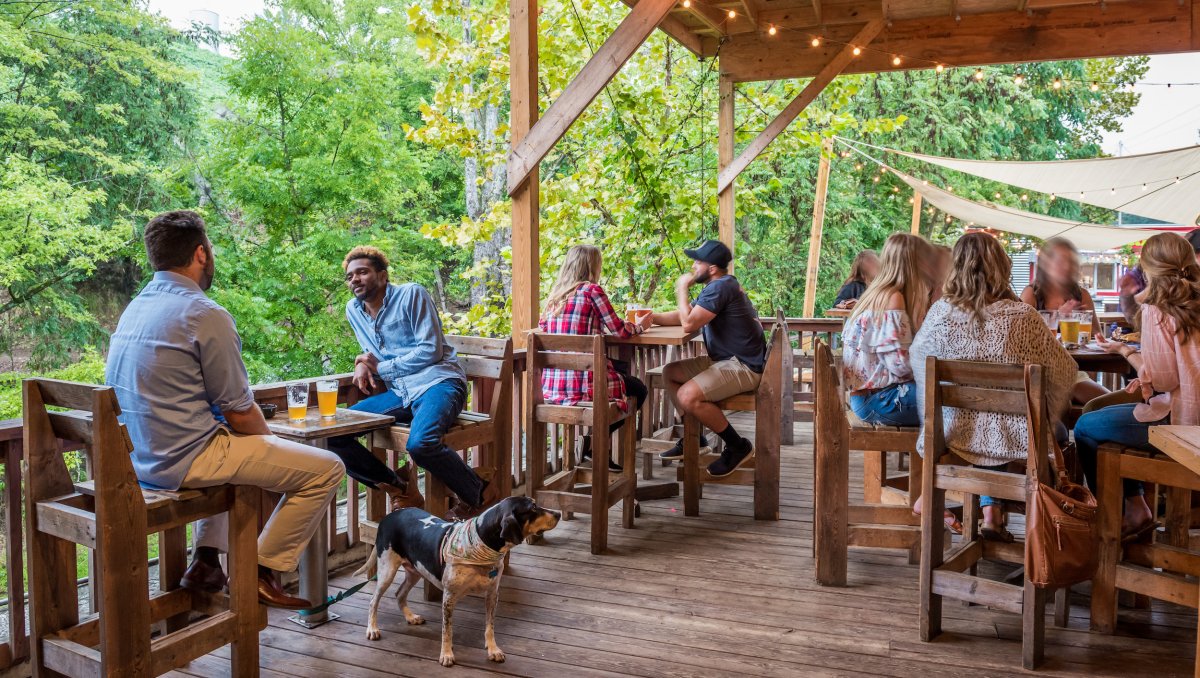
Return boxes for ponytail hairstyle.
[1138,232,1200,343]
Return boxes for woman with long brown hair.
[1019,237,1108,404]
[834,249,880,307]
[1076,232,1200,540]
[912,232,1076,541]
[540,245,651,471]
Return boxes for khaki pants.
[670,356,761,403]
[183,430,345,572]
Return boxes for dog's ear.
[500,513,524,545]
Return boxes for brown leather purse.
[1024,369,1100,588]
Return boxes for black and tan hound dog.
[356,495,560,667]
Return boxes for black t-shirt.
[693,275,767,373]
[834,280,867,305]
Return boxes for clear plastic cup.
[316,380,338,419]
[286,383,309,422]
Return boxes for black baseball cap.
[684,240,732,268]
[1186,228,1200,253]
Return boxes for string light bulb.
[1176,177,1182,184]
[1090,81,1100,92]
[767,24,776,35]
[1052,78,1063,90]
[852,46,862,56]
[727,8,736,18]
[974,68,985,81]
[1141,183,1148,191]
[682,0,690,7]
[892,55,902,66]
[994,192,1001,198]
[1110,187,1117,195]
[873,176,880,183]
[1014,74,1024,85]
[854,163,863,170]
[811,36,821,47]
[1050,193,1056,201]
[1021,194,1029,201]
[1079,191,1085,199]
[935,64,944,73]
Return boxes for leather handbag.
[1024,368,1100,588]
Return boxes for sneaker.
[580,451,623,473]
[706,438,753,478]
[658,435,710,462]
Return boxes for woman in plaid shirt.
[540,245,652,470]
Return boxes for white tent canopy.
[860,141,1200,226]
[889,166,1162,251]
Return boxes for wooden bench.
[526,333,637,554]
[1091,439,1200,674]
[24,378,263,677]
[812,339,922,586]
[677,312,785,520]
[918,358,1066,670]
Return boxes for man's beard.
[693,269,712,284]
[200,261,215,291]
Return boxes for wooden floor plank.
[187,414,1194,676]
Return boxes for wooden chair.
[812,339,922,586]
[23,378,262,677]
[526,333,637,554]
[368,336,514,519]
[678,312,785,520]
[1090,440,1200,673]
[918,358,1063,670]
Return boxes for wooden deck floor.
[175,416,1196,677]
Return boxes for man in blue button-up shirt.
[328,246,498,518]
[106,211,345,609]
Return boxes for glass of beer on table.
[286,383,309,422]
[316,380,338,419]
[1058,314,1081,345]
[1076,311,1093,343]
[626,305,650,324]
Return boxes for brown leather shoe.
[444,470,505,521]
[181,558,227,593]
[257,571,312,610]
[379,481,424,512]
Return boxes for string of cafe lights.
[678,3,1200,91]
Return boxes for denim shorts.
[848,382,919,428]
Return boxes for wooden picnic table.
[266,407,394,628]
[1069,345,1131,375]
[1148,425,1200,479]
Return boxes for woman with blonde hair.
[1077,232,1200,540]
[911,232,1076,541]
[540,245,651,471]
[1020,237,1108,405]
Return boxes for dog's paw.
[488,648,506,663]
[405,614,425,625]
[366,627,382,641]
[439,653,456,667]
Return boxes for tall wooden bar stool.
[813,339,922,586]
[526,333,637,554]
[918,358,1064,670]
[679,313,785,520]
[23,378,262,677]
[1091,434,1200,677]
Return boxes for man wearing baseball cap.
[652,240,767,477]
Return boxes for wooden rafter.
[811,0,822,24]
[684,0,733,35]
[716,19,883,193]
[506,0,677,195]
[721,0,1195,82]
[621,0,709,55]
[740,0,760,27]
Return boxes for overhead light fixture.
[767,24,776,35]
[852,46,862,56]
[811,36,821,47]
[892,55,902,66]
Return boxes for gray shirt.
[105,272,256,490]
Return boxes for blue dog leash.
[297,576,377,618]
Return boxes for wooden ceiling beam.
[812,0,822,24]
[619,0,710,55]
[740,0,761,28]
[720,0,1197,82]
[684,0,734,35]
[507,0,677,194]
[716,19,884,192]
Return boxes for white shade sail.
[891,167,1162,251]
[880,143,1200,226]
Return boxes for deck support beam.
[510,0,539,346]
[910,192,923,235]
[718,72,735,269]
[716,20,882,193]
[801,139,832,318]
[507,0,677,195]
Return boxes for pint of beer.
[286,383,309,422]
[1058,318,1081,345]
[1076,311,1093,342]
[626,305,649,323]
[317,380,338,418]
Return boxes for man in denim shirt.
[106,211,344,609]
[329,246,499,519]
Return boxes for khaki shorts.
[671,356,762,403]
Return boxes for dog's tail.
[353,550,377,579]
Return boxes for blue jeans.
[849,382,919,428]
[1075,403,1161,498]
[328,379,484,506]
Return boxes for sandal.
[1120,519,1159,545]
[911,509,963,535]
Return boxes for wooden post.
[910,192,922,235]
[801,139,832,317]
[718,72,735,269]
[510,0,539,347]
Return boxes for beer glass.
[1058,316,1081,345]
[316,380,338,419]
[286,383,309,422]
[1076,311,1093,343]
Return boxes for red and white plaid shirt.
[539,283,636,411]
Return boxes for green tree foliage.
[0,1,202,368]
